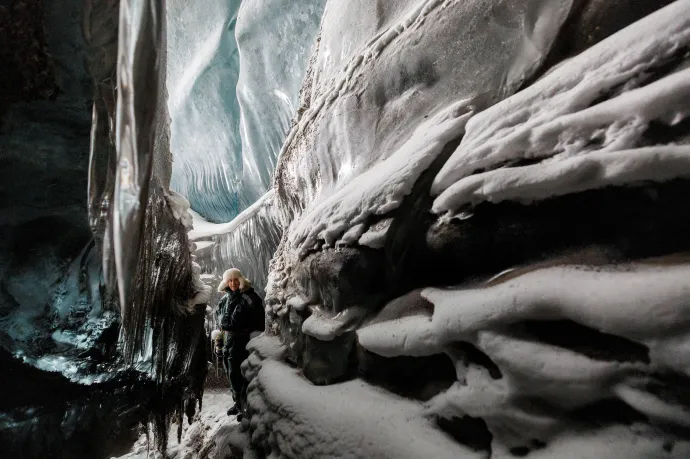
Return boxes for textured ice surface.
[166,0,325,223]
[236,0,327,192]
[274,0,573,251]
[190,191,281,299]
[166,0,246,223]
[432,0,690,215]
[289,101,474,257]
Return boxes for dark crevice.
[511,319,650,364]
[646,372,690,408]
[569,399,648,426]
[0,0,62,121]
[448,341,503,380]
[588,48,690,110]
[384,136,463,295]
[509,446,531,457]
[653,423,690,441]
[0,279,20,317]
[357,345,456,401]
[301,332,359,386]
[521,0,678,90]
[642,115,690,147]
[425,179,690,288]
[436,415,493,453]
[531,439,547,449]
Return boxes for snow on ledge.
[432,0,690,215]
[357,259,690,451]
[433,145,690,213]
[188,190,275,241]
[359,262,690,363]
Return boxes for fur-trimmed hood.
[217,268,253,292]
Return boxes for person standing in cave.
[216,268,265,419]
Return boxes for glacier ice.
[166,0,326,223]
[235,0,327,194]
[166,0,245,223]
[432,2,690,215]
[114,0,167,320]
[273,0,574,235]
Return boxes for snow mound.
[274,0,574,254]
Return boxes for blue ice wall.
[166,0,245,223]
[166,0,327,223]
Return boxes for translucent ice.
[166,0,325,223]
[166,0,244,222]
[236,0,327,194]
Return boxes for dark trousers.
[222,334,250,411]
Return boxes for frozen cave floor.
[113,390,247,459]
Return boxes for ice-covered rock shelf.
[243,0,690,457]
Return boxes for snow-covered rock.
[245,0,690,457]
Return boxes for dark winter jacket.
[217,287,265,335]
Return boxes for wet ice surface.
[113,390,247,459]
[274,0,573,255]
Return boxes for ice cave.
[2,0,690,457]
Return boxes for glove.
[214,333,224,356]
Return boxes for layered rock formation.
[239,0,690,457]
